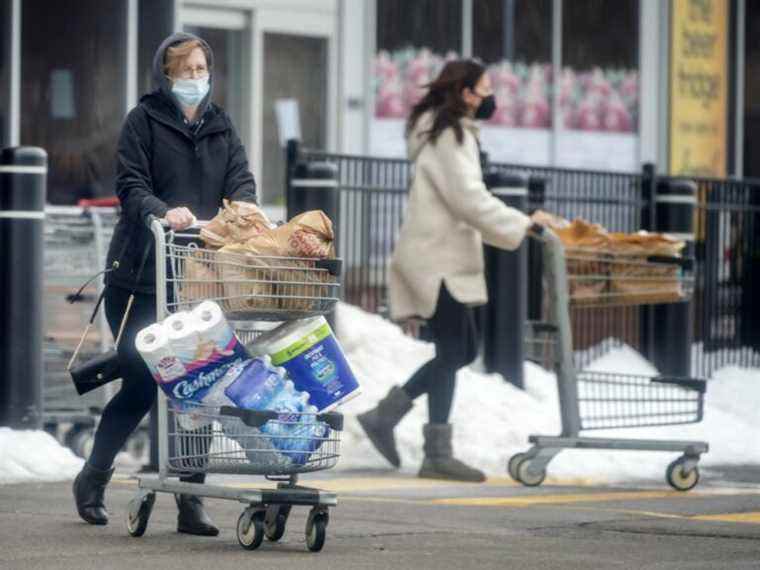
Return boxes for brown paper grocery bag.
[217,243,276,312]
[554,219,611,304]
[607,232,685,304]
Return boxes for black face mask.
[474,94,497,120]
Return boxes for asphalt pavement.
[1,466,759,570]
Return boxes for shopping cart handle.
[529,222,545,237]
[219,406,344,431]
[220,407,278,427]
[145,213,207,230]
[651,376,706,393]
[315,258,343,277]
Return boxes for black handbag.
[67,237,151,395]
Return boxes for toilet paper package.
[247,316,360,412]
[135,302,249,405]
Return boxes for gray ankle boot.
[357,386,413,467]
[418,423,486,482]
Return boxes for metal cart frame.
[128,218,344,552]
[43,206,124,457]
[510,229,708,491]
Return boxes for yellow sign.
[669,0,728,177]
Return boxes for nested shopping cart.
[43,206,126,457]
[126,217,344,552]
[510,228,708,491]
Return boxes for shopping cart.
[43,205,122,457]
[127,217,344,552]
[510,227,708,491]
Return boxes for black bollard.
[482,169,529,388]
[0,147,47,429]
[652,178,696,377]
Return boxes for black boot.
[175,494,219,536]
[73,463,114,525]
[418,423,486,482]
[357,385,413,467]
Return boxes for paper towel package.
[135,302,249,404]
[247,316,360,412]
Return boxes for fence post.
[482,169,529,388]
[639,163,657,363]
[652,177,697,377]
[527,176,547,321]
[0,147,47,429]
[288,158,340,329]
[284,138,300,218]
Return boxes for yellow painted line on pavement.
[691,512,760,524]
[432,490,709,507]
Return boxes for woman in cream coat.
[358,59,544,481]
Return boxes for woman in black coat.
[72,32,257,535]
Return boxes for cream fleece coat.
[389,113,532,320]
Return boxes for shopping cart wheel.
[305,507,329,552]
[516,458,546,487]
[666,458,700,492]
[237,508,265,550]
[126,490,156,537]
[507,453,529,482]
[264,504,291,542]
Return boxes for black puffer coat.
[105,32,257,293]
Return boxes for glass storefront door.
[183,8,250,152]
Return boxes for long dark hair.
[405,59,486,144]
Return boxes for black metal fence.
[288,145,760,379]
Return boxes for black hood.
[151,31,215,120]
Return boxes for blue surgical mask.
[172,77,209,107]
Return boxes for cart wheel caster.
[516,458,546,487]
[264,504,291,542]
[508,452,529,482]
[305,507,329,552]
[237,509,265,550]
[666,458,700,492]
[127,491,156,537]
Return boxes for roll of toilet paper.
[135,323,187,383]
[164,311,201,364]
[192,301,234,353]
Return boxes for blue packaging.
[252,316,360,412]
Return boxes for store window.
[21,0,128,204]
[557,0,640,171]
[138,0,175,96]
[562,0,639,133]
[372,0,462,156]
[473,0,552,164]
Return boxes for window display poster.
[669,0,728,177]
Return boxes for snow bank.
[0,428,83,485]
[334,302,760,482]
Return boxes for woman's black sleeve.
[115,108,168,224]
[223,117,258,203]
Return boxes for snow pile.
[334,302,760,482]
[0,428,83,485]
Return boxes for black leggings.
[88,285,204,483]
[402,285,478,423]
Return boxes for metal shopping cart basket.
[127,217,344,552]
[510,228,708,491]
[43,205,120,457]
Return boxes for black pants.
[88,285,204,483]
[402,285,479,423]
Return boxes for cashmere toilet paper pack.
[135,302,249,404]
[248,316,360,412]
